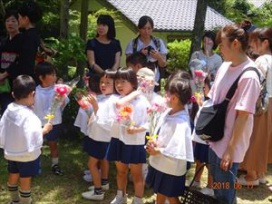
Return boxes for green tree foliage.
[166,39,191,73]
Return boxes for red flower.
[55,85,68,96]
[194,70,205,77]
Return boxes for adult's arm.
[86,50,105,74]
[220,110,250,171]
[110,51,121,71]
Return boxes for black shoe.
[52,164,64,176]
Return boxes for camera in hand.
[145,45,155,54]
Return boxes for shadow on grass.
[1,135,272,204]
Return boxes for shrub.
[166,39,191,73]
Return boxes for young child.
[107,67,149,204]
[136,67,164,105]
[74,93,94,183]
[145,77,194,204]
[33,62,70,175]
[126,52,148,73]
[80,70,116,201]
[192,77,214,196]
[0,75,52,204]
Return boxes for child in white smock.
[0,75,52,204]
[146,78,194,204]
[107,67,149,204]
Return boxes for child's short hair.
[18,1,42,24]
[103,69,116,80]
[35,62,56,81]
[167,70,191,81]
[115,67,138,90]
[165,78,192,105]
[126,52,147,67]
[13,75,36,100]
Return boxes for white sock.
[51,157,59,167]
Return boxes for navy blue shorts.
[106,138,146,164]
[85,137,109,160]
[8,157,40,178]
[146,165,185,197]
[194,143,209,163]
[44,124,62,142]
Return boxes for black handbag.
[181,164,235,204]
[195,67,258,142]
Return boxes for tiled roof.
[248,0,270,8]
[106,0,233,31]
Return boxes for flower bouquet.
[45,84,70,122]
[116,105,134,127]
[193,69,207,103]
[44,76,79,122]
[146,102,167,141]
[137,77,154,101]
[75,90,92,110]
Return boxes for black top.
[7,27,40,80]
[0,33,23,78]
[86,38,121,71]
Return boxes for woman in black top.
[86,14,121,93]
[17,1,42,82]
[0,10,23,114]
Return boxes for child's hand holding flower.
[146,140,160,155]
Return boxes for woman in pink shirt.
[207,24,260,204]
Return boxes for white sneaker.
[82,190,104,200]
[186,180,201,187]
[259,177,266,184]
[88,183,109,191]
[110,190,128,204]
[132,196,143,204]
[200,187,214,197]
[83,174,92,182]
[83,169,90,175]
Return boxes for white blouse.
[109,94,149,145]
[87,95,113,142]
[34,85,69,125]
[74,107,93,136]
[149,109,194,176]
[255,54,272,97]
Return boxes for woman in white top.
[125,16,167,84]
[190,31,222,82]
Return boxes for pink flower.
[146,102,166,140]
[190,96,196,103]
[55,85,68,96]
[194,70,206,78]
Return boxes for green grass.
[0,137,272,204]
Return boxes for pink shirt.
[208,59,260,162]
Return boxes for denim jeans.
[209,148,239,204]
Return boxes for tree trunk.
[60,0,69,39]
[76,0,89,88]
[189,0,208,60]
[59,0,69,79]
